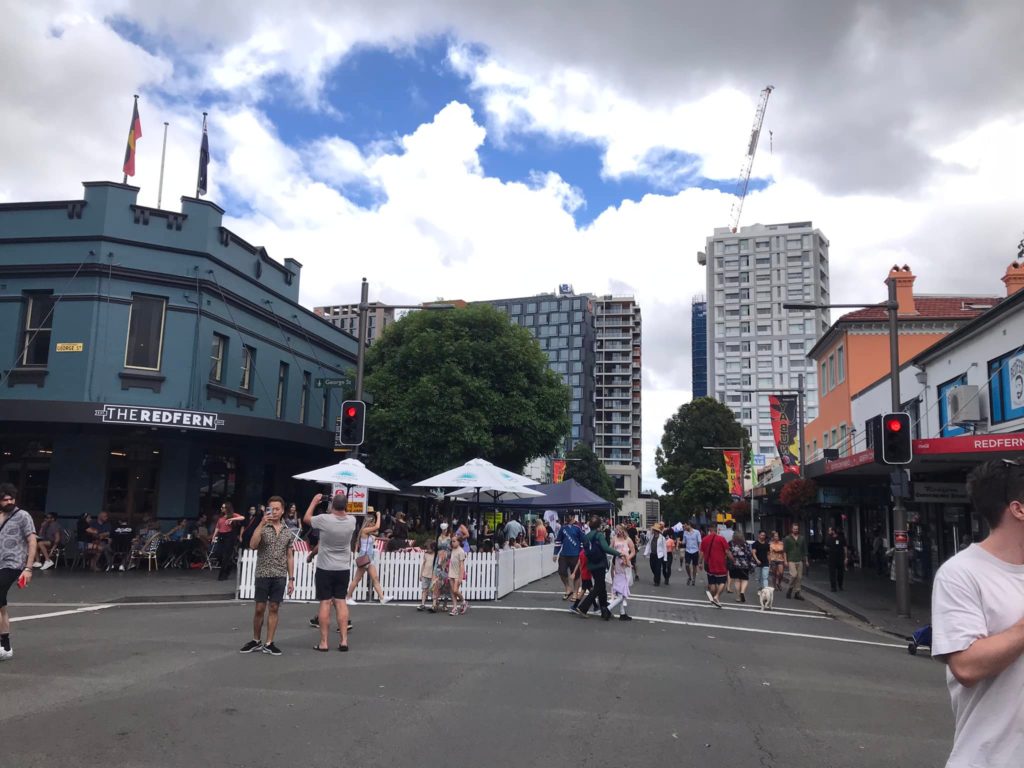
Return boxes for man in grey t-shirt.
[305,492,357,651]
[1,482,37,661]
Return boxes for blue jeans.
[758,566,770,587]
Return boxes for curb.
[802,584,917,641]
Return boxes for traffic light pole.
[887,277,911,618]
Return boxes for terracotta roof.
[839,295,1000,322]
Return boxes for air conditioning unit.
[948,384,983,425]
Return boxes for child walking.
[448,533,468,615]
[417,542,436,611]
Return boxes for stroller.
[907,625,932,655]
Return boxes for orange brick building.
[804,265,997,461]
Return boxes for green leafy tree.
[678,469,731,517]
[655,397,749,497]
[362,305,570,484]
[563,442,618,507]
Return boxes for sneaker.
[239,640,263,654]
[460,602,469,615]
[416,604,427,611]
[43,560,54,570]
[449,608,460,616]
[32,562,41,568]
[380,595,392,605]
[309,617,320,628]
[0,648,12,661]
[619,614,633,621]
[262,642,282,656]
[346,598,357,606]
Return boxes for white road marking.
[10,605,114,622]
[514,589,829,619]
[459,604,907,649]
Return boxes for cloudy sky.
[3,0,1022,489]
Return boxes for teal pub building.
[0,181,356,525]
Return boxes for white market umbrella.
[293,458,400,492]
[446,484,545,500]
[413,458,539,491]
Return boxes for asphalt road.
[2,572,953,768]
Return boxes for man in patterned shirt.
[240,496,295,656]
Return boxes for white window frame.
[124,295,167,371]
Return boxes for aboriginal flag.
[122,99,142,177]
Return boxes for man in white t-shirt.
[932,458,1024,768]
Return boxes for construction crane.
[729,85,774,233]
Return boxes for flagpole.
[196,112,207,198]
[156,122,169,209]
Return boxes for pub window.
[300,371,311,425]
[21,293,55,367]
[124,295,167,370]
[275,362,289,419]
[210,333,228,383]
[987,349,1024,425]
[240,345,255,391]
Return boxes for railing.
[237,544,558,602]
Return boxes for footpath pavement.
[15,566,235,605]
[799,564,932,640]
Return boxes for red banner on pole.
[553,459,567,483]
[723,450,743,499]
[768,394,801,475]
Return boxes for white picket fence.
[237,543,557,602]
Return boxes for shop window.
[938,373,968,437]
[124,294,167,370]
[104,443,160,525]
[0,438,52,513]
[240,346,255,391]
[21,293,54,367]
[275,362,289,419]
[210,333,228,383]
[199,454,237,515]
[988,349,1024,424]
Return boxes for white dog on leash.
[758,586,775,611]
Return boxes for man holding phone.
[240,496,294,656]
[0,482,37,661]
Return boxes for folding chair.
[128,533,163,572]
[50,529,70,569]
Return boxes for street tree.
[362,304,570,483]
[655,397,749,497]
[563,442,618,506]
[678,469,731,518]
[780,478,818,517]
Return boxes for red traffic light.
[886,418,903,432]
[345,405,357,418]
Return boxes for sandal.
[338,643,349,652]
[313,645,329,652]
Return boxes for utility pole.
[887,277,911,618]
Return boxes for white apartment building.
[591,295,642,498]
[699,222,831,458]
[314,302,395,345]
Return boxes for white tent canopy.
[446,485,544,500]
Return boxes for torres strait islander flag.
[122,98,142,177]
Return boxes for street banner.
[768,394,801,475]
[553,459,567,483]
[722,450,743,499]
[345,485,368,515]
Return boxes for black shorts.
[315,568,350,601]
[728,567,750,580]
[684,552,699,565]
[0,568,21,608]
[253,576,286,604]
[558,555,577,579]
[707,573,727,586]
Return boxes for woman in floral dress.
[728,530,754,602]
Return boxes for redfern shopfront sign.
[94,404,225,431]
[913,434,1024,455]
